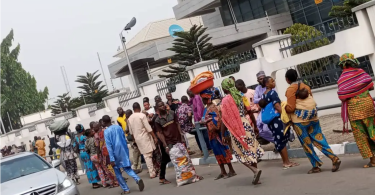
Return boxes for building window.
[220,0,289,26]
[287,0,345,26]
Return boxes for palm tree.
[51,93,71,115]
[75,70,108,103]
[159,25,231,78]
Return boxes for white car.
[1,152,80,195]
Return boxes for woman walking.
[261,76,299,168]
[220,78,263,185]
[285,69,341,174]
[50,120,80,185]
[200,89,236,180]
[74,124,101,188]
[337,53,375,168]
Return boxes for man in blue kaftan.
[103,115,144,193]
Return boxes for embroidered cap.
[256,71,265,78]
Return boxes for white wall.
[21,109,53,125]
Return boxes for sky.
[1,0,175,105]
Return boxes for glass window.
[250,0,265,19]
[302,0,315,7]
[291,10,306,24]
[1,154,51,183]
[318,1,333,22]
[276,0,289,13]
[220,0,234,26]
[304,5,321,25]
[238,0,254,21]
[263,0,277,15]
[287,0,303,12]
[230,0,244,23]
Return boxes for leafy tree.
[329,0,369,17]
[75,70,108,103]
[160,25,230,78]
[1,30,49,132]
[283,24,332,83]
[284,23,330,55]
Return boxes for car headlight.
[57,177,73,192]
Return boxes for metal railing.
[156,71,190,96]
[118,90,141,107]
[88,105,97,117]
[287,55,373,89]
[97,101,106,109]
[218,49,257,66]
[279,14,358,58]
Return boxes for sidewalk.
[77,154,374,195]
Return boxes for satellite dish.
[124,17,136,31]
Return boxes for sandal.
[332,159,341,172]
[283,162,299,169]
[214,174,225,180]
[307,167,321,174]
[227,172,237,178]
[159,179,171,185]
[121,191,130,194]
[252,169,262,185]
[363,162,375,168]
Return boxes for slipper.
[121,191,130,194]
[137,179,145,191]
[227,172,237,178]
[92,184,101,189]
[283,162,299,169]
[214,174,225,180]
[332,159,341,172]
[364,162,375,168]
[308,167,321,174]
[252,169,262,185]
[159,179,171,185]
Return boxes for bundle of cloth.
[169,143,201,186]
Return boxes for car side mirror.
[51,159,61,168]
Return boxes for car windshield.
[1,154,51,183]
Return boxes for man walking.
[127,103,159,178]
[103,115,144,194]
[125,109,142,173]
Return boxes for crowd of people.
[5,53,374,193]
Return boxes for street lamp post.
[119,17,138,93]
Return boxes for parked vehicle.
[1,152,80,195]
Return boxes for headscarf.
[200,89,214,99]
[338,53,360,68]
[75,124,85,133]
[221,78,242,108]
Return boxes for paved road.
[77,155,374,195]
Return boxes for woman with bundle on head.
[74,124,101,188]
[285,69,341,174]
[49,120,80,185]
[337,53,375,168]
[220,78,263,185]
[200,89,236,180]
